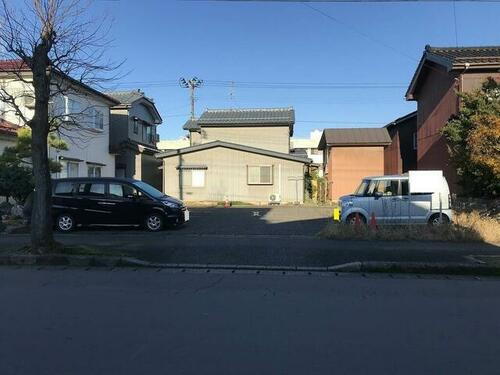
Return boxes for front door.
[369,179,400,223]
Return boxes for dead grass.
[320,211,500,243]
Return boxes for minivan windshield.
[132,181,165,199]
[354,180,369,196]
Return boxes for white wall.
[0,135,16,155]
[0,75,115,178]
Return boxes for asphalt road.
[1,267,500,375]
[1,207,498,266]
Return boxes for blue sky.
[97,0,500,140]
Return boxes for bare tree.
[0,0,121,253]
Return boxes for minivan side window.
[109,183,137,198]
[375,180,399,196]
[366,180,378,196]
[54,182,75,196]
[76,183,106,197]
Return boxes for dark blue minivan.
[50,177,189,232]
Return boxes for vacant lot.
[1,206,499,267]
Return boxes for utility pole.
[229,80,235,108]
[179,77,203,119]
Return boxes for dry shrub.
[320,211,500,243]
[452,211,500,243]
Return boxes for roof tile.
[319,128,391,149]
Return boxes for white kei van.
[339,170,453,225]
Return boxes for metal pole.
[439,192,443,224]
[408,180,412,227]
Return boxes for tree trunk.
[30,122,54,253]
[29,42,55,253]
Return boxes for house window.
[247,165,273,185]
[191,170,205,188]
[66,98,80,115]
[88,165,102,177]
[142,124,153,143]
[94,109,104,130]
[67,161,79,177]
[413,132,417,150]
[133,118,138,134]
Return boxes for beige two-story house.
[156,108,311,204]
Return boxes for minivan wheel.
[145,213,163,232]
[428,213,450,226]
[346,213,366,225]
[56,214,75,232]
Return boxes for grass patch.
[320,211,500,243]
[17,243,127,257]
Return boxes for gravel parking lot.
[180,206,332,236]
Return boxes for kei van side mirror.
[374,191,383,199]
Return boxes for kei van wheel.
[145,213,163,232]
[346,213,367,225]
[56,214,76,232]
[428,213,450,226]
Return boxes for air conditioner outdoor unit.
[269,193,281,205]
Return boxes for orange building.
[318,128,391,201]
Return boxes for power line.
[201,0,500,2]
[297,120,385,124]
[302,2,418,62]
[112,79,407,90]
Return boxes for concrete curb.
[1,253,499,276]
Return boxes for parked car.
[339,171,452,225]
[46,177,189,232]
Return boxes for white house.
[0,61,119,178]
[157,137,190,151]
[290,130,324,176]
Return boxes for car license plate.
[184,210,190,222]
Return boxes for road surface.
[1,267,500,375]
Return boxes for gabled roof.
[155,140,311,164]
[184,107,295,135]
[182,118,199,131]
[384,111,417,129]
[318,128,391,150]
[0,118,19,137]
[106,90,146,105]
[406,45,500,100]
[106,89,162,124]
[0,59,120,106]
